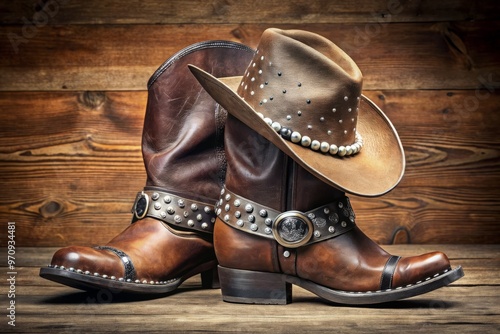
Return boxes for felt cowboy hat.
[189,28,405,197]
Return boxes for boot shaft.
[142,42,254,202]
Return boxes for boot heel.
[218,266,292,304]
[201,268,220,289]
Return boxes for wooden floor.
[1,245,498,333]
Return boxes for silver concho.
[272,211,313,248]
[133,192,149,220]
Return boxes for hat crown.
[237,28,363,150]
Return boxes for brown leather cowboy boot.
[190,28,463,304]
[39,41,254,294]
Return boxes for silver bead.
[346,146,353,155]
[328,226,335,233]
[248,215,255,223]
[237,219,244,227]
[330,144,339,155]
[324,207,330,214]
[154,202,161,210]
[225,204,230,212]
[265,218,273,226]
[174,215,182,223]
[224,214,230,222]
[250,224,258,231]
[216,208,222,215]
[344,96,349,101]
[283,250,290,258]
[196,214,203,221]
[201,222,208,229]
[164,196,172,203]
[191,203,198,211]
[272,122,282,132]
[259,209,268,217]
[265,227,272,234]
[291,131,302,143]
[264,117,273,126]
[187,219,195,227]
[234,199,241,207]
[225,194,231,201]
[177,199,185,208]
[320,141,330,153]
[301,136,311,147]
[204,206,211,213]
[152,192,159,200]
[167,206,175,214]
[310,140,320,151]
[235,211,241,218]
[338,146,347,157]
[314,231,321,238]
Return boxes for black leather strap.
[380,255,401,290]
[96,246,136,282]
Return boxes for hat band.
[257,112,364,157]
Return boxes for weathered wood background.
[0,0,499,247]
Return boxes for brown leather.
[215,114,452,292]
[45,42,255,289]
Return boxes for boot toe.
[50,246,124,277]
[392,251,451,288]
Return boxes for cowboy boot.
[190,28,463,304]
[39,41,254,294]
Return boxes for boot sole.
[39,260,219,295]
[218,265,464,305]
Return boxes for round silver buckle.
[272,211,313,248]
[133,192,149,220]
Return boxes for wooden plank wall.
[0,0,499,247]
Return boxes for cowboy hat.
[189,28,405,197]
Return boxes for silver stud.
[235,211,241,218]
[330,144,339,155]
[308,213,316,219]
[211,217,216,223]
[286,115,291,120]
[327,130,332,135]
[236,220,244,227]
[350,216,355,223]
[297,111,302,116]
[76,269,82,274]
[197,214,203,221]
[94,273,100,277]
[167,206,175,214]
[314,231,321,238]
[201,222,208,229]
[142,280,148,284]
[338,202,344,208]
[320,117,325,122]
[69,267,75,272]
[264,117,273,126]
[154,202,161,210]
[135,279,140,283]
[283,250,290,258]
[183,211,190,217]
[245,204,254,213]
[259,209,268,217]
[328,226,336,233]
[259,70,263,75]
[174,215,182,223]
[348,108,352,112]
[152,192,159,200]
[341,221,347,228]
[224,214,230,222]
[102,274,108,279]
[329,213,339,223]
[191,203,198,211]
[250,224,258,231]
[216,208,222,215]
[260,84,264,89]
[250,91,255,96]
[177,199,185,208]
[187,220,195,227]
[234,199,241,207]
[248,215,255,223]
[164,196,172,203]
[307,125,313,130]
[118,277,124,281]
[324,207,330,214]
[84,270,90,275]
[160,212,166,218]
[204,206,211,213]
[301,136,311,147]
[265,218,273,226]
[339,119,343,124]
[265,227,272,234]
[344,130,348,135]
[225,204,230,212]
[221,188,225,195]
[225,194,231,201]
[344,96,349,101]
[332,108,337,113]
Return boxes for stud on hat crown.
[236,28,364,157]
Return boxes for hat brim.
[189,65,405,197]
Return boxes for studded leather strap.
[131,187,216,233]
[215,186,356,247]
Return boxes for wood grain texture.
[0,245,498,333]
[1,21,499,91]
[1,0,498,25]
